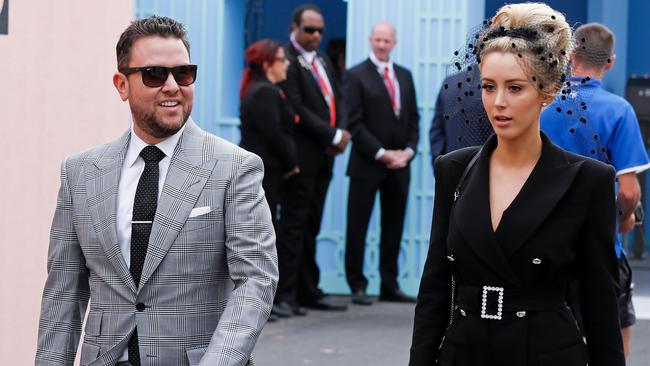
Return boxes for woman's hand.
[284,166,300,179]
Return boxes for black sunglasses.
[119,65,198,87]
[301,26,324,34]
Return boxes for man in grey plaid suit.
[35,16,278,366]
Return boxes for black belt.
[457,285,567,320]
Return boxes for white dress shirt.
[290,33,342,145]
[369,51,401,115]
[116,123,185,361]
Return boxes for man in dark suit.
[275,4,351,313]
[429,67,493,169]
[343,21,419,305]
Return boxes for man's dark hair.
[573,23,615,69]
[291,4,322,27]
[116,15,191,70]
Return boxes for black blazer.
[344,59,419,179]
[410,133,624,366]
[279,42,343,176]
[240,78,298,171]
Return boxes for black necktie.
[128,145,165,366]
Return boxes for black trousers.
[276,161,332,304]
[345,168,409,293]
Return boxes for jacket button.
[460,309,467,316]
[136,303,146,312]
[532,258,542,265]
[516,311,526,318]
[447,255,455,262]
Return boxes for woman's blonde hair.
[480,3,573,101]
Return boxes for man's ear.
[604,54,616,72]
[113,72,129,101]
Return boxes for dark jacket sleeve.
[344,70,384,160]
[404,70,420,153]
[577,163,625,366]
[248,86,298,170]
[281,59,337,147]
[429,86,447,167]
[409,155,454,366]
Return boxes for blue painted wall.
[627,0,650,76]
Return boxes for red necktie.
[383,66,397,110]
[311,58,336,127]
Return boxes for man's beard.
[134,107,191,139]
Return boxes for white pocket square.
[189,206,211,218]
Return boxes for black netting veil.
[439,11,613,164]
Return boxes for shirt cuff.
[331,129,342,145]
[375,148,386,160]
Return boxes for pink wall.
[0,1,132,363]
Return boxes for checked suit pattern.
[36,120,277,366]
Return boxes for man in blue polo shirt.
[541,23,650,358]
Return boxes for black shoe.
[291,304,308,316]
[271,302,293,317]
[351,290,373,306]
[379,289,416,303]
[305,297,348,311]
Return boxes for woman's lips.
[493,115,512,127]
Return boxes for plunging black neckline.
[488,153,542,234]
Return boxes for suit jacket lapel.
[138,120,216,289]
[496,133,583,258]
[364,59,397,112]
[85,130,138,293]
[452,137,521,287]
[288,42,332,108]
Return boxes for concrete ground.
[254,258,650,365]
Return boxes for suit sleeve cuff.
[331,129,342,145]
[375,148,386,160]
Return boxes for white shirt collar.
[125,122,186,168]
[291,33,317,63]
[369,51,393,74]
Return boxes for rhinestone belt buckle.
[480,286,504,320]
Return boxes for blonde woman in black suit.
[409,3,624,366]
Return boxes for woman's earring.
[542,102,548,107]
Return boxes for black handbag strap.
[453,147,483,203]
[445,146,483,332]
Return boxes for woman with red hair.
[239,39,300,320]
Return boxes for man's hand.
[325,146,340,156]
[334,129,351,152]
[379,149,407,169]
[383,149,414,169]
[325,130,351,156]
[379,150,399,167]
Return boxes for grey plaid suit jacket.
[36,120,278,366]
